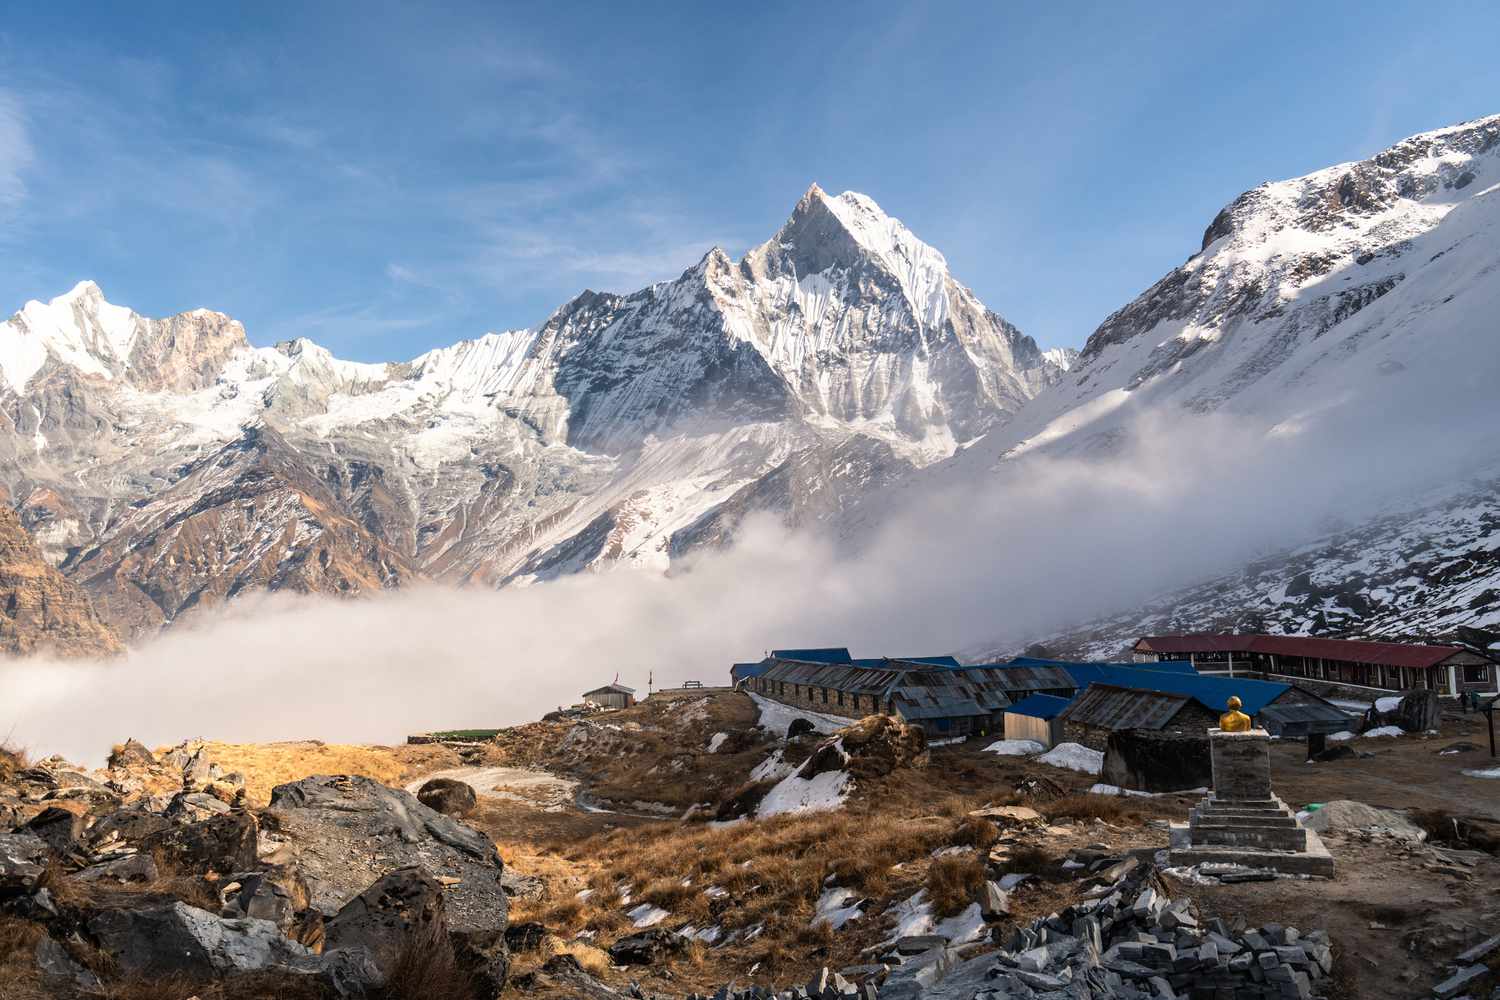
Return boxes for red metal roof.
[1135,634,1471,669]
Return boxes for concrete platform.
[1168,823,1336,877]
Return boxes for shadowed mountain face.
[0,187,1064,641]
[0,499,122,658]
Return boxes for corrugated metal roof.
[761,659,906,696]
[769,647,852,664]
[1258,702,1356,737]
[731,662,770,681]
[1058,685,1192,730]
[890,655,962,668]
[1061,665,1290,715]
[1136,634,1476,669]
[584,683,636,696]
[962,664,1077,692]
[1004,693,1072,720]
[894,693,990,720]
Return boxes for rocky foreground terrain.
[4,689,1499,999]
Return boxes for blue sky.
[1,2,1497,359]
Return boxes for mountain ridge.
[1,185,1065,641]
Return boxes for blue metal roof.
[731,661,770,681]
[1004,693,1072,720]
[1008,656,1198,675]
[770,647,852,664]
[891,655,962,668]
[1064,665,1289,715]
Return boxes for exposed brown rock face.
[59,425,423,641]
[0,502,123,658]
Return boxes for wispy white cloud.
[0,90,36,218]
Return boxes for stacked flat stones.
[679,865,1334,1000]
[1171,729,1334,876]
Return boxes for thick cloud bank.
[4,361,1497,764]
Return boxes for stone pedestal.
[1168,728,1334,876]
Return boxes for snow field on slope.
[749,692,848,735]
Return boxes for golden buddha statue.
[1219,695,1252,732]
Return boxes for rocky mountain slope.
[991,472,1500,661]
[869,113,1500,649]
[0,496,122,657]
[0,186,1064,641]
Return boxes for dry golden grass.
[925,852,986,917]
[1038,793,1152,824]
[183,741,461,805]
[949,814,1000,850]
[0,744,26,784]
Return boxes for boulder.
[453,926,511,1000]
[1302,800,1427,842]
[107,739,156,770]
[34,935,100,990]
[418,777,478,818]
[88,805,172,847]
[164,789,233,821]
[788,718,817,739]
[0,832,51,895]
[608,927,686,965]
[73,853,160,885]
[837,715,929,776]
[219,864,311,930]
[262,775,508,935]
[504,921,548,952]
[20,806,83,856]
[1367,689,1440,734]
[979,881,1011,919]
[144,810,258,876]
[324,867,451,986]
[1101,730,1211,793]
[533,953,619,1000]
[88,900,328,980]
[968,805,1043,828]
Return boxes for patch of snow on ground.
[707,732,729,753]
[749,749,795,783]
[1037,742,1104,775]
[933,903,987,944]
[626,903,670,928]
[983,739,1044,756]
[1328,731,1356,742]
[749,692,847,736]
[1375,696,1404,713]
[997,874,1033,891]
[1362,726,1405,738]
[757,764,851,819]
[882,890,934,941]
[812,887,864,930]
[1462,766,1500,779]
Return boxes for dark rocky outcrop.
[88,900,332,981]
[263,775,508,936]
[417,776,478,818]
[144,810,259,876]
[608,927,687,966]
[324,867,452,986]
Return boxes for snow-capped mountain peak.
[2,280,139,389]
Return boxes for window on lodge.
[1465,664,1490,683]
[837,691,844,706]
